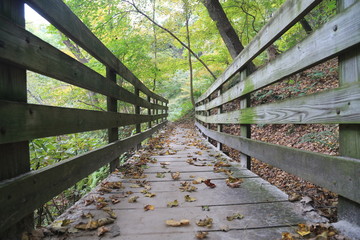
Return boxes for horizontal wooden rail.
[196,82,360,124]
[0,100,167,144]
[25,0,167,104]
[0,17,166,110]
[196,0,321,103]
[196,2,360,111]
[0,121,166,232]
[195,122,360,204]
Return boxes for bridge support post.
[239,71,251,169]
[0,1,34,238]
[217,89,223,151]
[147,96,152,129]
[107,67,119,172]
[135,88,141,150]
[337,0,360,227]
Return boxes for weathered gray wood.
[196,82,360,124]
[107,67,118,172]
[135,88,141,149]
[0,18,166,110]
[0,121,166,232]
[196,2,360,111]
[0,0,33,238]
[196,0,322,103]
[239,71,251,169]
[147,96,152,129]
[24,0,167,104]
[196,122,360,204]
[337,0,360,227]
[0,100,167,144]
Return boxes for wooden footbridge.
[1,0,359,239]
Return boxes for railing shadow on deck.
[0,0,168,238]
[195,0,360,228]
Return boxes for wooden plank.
[0,121,167,232]
[107,67,118,172]
[25,0,167,103]
[196,2,360,111]
[0,100,167,144]
[0,0,33,237]
[337,0,360,226]
[0,17,166,110]
[196,0,322,103]
[195,122,360,204]
[196,82,360,124]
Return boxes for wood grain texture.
[24,0,167,103]
[0,121,167,232]
[196,0,321,103]
[196,82,360,124]
[0,17,166,110]
[0,100,167,144]
[196,2,360,111]
[195,122,360,204]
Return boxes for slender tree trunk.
[125,0,217,80]
[152,0,157,91]
[202,0,256,73]
[184,2,195,108]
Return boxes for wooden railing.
[0,0,168,234]
[195,0,360,225]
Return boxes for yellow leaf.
[196,231,208,239]
[196,217,213,228]
[128,196,139,203]
[165,219,190,227]
[144,205,155,211]
[184,195,197,202]
[167,200,179,207]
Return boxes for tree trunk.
[184,2,195,108]
[202,0,256,73]
[152,0,157,91]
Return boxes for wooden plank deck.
[45,124,315,240]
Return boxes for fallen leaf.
[296,223,311,236]
[103,207,117,219]
[97,226,109,236]
[226,213,244,221]
[84,198,94,206]
[128,196,139,203]
[167,200,179,208]
[144,205,155,211]
[192,177,205,184]
[96,202,108,209]
[81,212,94,219]
[160,162,170,166]
[195,231,208,239]
[130,184,141,188]
[97,217,115,227]
[204,179,216,188]
[226,177,243,188]
[189,175,196,178]
[202,205,210,211]
[144,192,156,198]
[171,172,181,180]
[281,232,295,240]
[156,172,166,178]
[196,217,213,228]
[111,198,120,204]
[165,219,190,227]
[220,225,229,232]
[179,181,198,192]
[288,193,302,202]
[184,195,197,202]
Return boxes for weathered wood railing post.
[337,0,360,226]
[135,88,141,149]
[147,96,152,129]
[106,67,118,172]
[165,102,168,122]
[217,89,223,151]
[239,71,251,169]
[155,99,159,124]
[0,1,33,238]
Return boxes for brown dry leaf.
[196,217,213,228]
[97,226,109,236]
[111,198,120,204]
[195,231,208,239]
[102,181,123,189]
[296,223,311,237]
[288,193,302,202]
[281,232,295,240]
[226,213,244,221]
[179,182,198,192]
[103,207,117,219]
[128,196,139,203]
[84,198,94,206]
[156,172,166,178]
[97,217,115,227]
[167,200,179,208]
[214,161,231,167]
[144,205,155,211]
[204,179,216,188]
[144,193,156,198]
[165,219,190,227]
[81,212,94,219]
[160,162,170,166]
[96,202,108,209]
[171,172,181,180]
[99,187,112,193]
[226,177,243,188]
[184,195,196,202]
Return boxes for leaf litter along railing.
[195,0,360,224]
[0,0,168,234]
